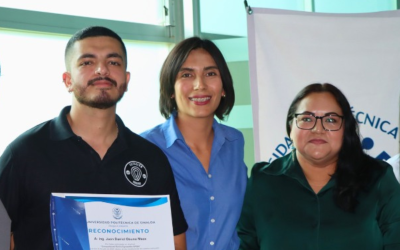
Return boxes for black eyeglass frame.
[294,113,344,131]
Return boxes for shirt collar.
[161,112,235,149]
[49,106,75,141]
[161,112,181,148]
[283,152,310,187]
[49,105,127,144]
[268,152,336,193]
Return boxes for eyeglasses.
[294,113,344,131]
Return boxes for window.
[0,0,166,25]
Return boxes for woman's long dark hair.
[286,83,379,212]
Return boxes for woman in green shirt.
[237,83,400,250]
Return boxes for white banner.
[247,8,400,163]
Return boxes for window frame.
[0,2,184,43]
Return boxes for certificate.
[50,193,174,250]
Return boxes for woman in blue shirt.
[141,37,248,250]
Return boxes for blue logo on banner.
[361,137,391,161]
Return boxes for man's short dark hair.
[64,26,127,70]
[159,37,235,120]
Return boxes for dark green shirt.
[237,153,400,250]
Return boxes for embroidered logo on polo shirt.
[124,161,148,187]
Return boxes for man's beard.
[74,77,127,109]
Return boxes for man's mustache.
[88,77,117,87]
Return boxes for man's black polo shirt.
[0,106,187,250]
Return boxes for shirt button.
[211,218,215,223]
[210,196,215,201]
[208,174,212,178]
[210,241,215,246]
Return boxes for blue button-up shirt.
[141,114,248,250]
